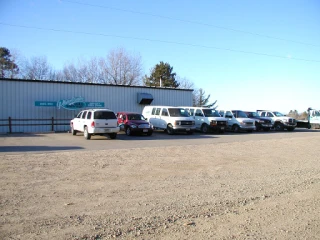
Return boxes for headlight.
[174,121,181,126]
[130,124,137,128]
[258,120,265,123]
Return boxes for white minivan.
[142,106,196,135]
[182,107,228,133]
[219,110,256,133]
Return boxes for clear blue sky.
[1,0,319,113]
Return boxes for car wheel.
[263,127,270,132]
[255,124,261,131]
[126,127,132,136]
[201,124,209,133]
[71,125,77,135]
[167,124,174,135]
[274,122,284,131]
[109,133,117,139]
[84,127,91,140]
[232,124,240,133]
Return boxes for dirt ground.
[0,134,320,240]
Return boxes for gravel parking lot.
[0,130,319,239]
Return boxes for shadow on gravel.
[0,132,60,138]
[115,131,220,141]
[0,146,83,152]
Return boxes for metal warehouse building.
[0,78,193,133]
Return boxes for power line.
[1,22,319,63]
[61,0,319,48]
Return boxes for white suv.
[70,109,120,139]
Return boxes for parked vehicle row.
[70,107,298,140]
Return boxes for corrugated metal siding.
[0,79,193,133]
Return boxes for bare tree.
[61,62,78,82]
[176,76,194,89]
[21,56,52,80]
[193,88,218,108]
[103,48,142,85]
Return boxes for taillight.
[91,121,95,127]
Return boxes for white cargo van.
[219,110,255,133]
[182,107,228,133]
[142,106,195,135]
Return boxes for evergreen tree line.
[0,47,216,107]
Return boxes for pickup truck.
[257,110,296,131]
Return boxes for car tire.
[167,124,174,135]
[126,127,132,136]
[109,133,117,139]
[232,124,240,133]
[84,127,91,140]
[71,125,77,135]
[201,124,209,133]
[255,124,261,131]
[274,122,284,131]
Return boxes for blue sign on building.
[35,97,104,110]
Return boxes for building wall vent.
[137,92,153,105]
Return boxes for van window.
[203,109,221,117]
[188,109,195,116]
[168,108,189,117]
[161,108,169,116]
[195,109,204,117]
[151,108,157,115]
[225,111,233,118]
[86,111,92,119]
[155,108,161,115]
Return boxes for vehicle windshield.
[247,112,259,117]
[237,111,248,118]
[202,109,221,117]
[127,114,146,121]
[273,111,285,117]
[168,108,190,117]
[94,111,116,119]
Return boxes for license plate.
[186,128,190,131]
[143,129,148,132]
[104,129,110,132]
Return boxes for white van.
[142,106,196,135]
[181,107,228,133]
[219,110,255,133]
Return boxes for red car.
[117,112,153,136]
